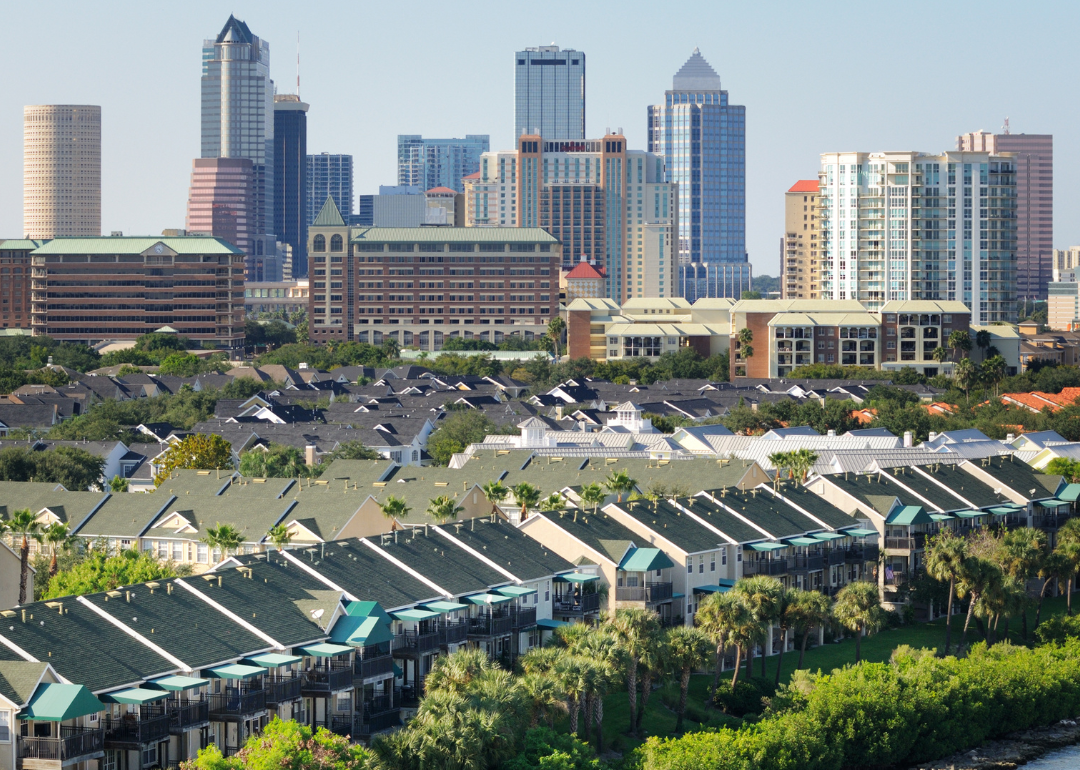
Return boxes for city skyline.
[0,0,1076,277]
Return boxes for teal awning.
[555,572,599,584]
[672,592,685,599]
[391,609,441,621]
[952,510,984,519]
[693,584,731,594]
[1059,483,1080,502]
[18,684,104,721]
[100,688,170,705]
[886,505,934,525]
[421,601,468,613]
[619,547,675,572]
[1041,499,1072,508]
[930,513,955,522]
[392,663,403,677]
[747,542,786,552]
[842,528,878,537]
[205,664,264,680]
[493,585,536,598]
[988,507,1015,516]
[785,537,820,546]
[298,643,353,658]
[537,618,569,629]
[147,676,207,692]
[345,601,391,623]
[244,653,302,669]
[465,593,514,605]
[811,532,847,541]
[331,616,394,647]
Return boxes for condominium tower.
[274,94,309,277]
[201,15,275,265]
[23,105,101,238]
[958,129,1052,300]
[185,158,255,257]
[307,153,353,225]
[515,46,585,141]
[397,135,489,191]
[781,180,821,299]
[818,151,1017,324]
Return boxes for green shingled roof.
[32,236,242,255]
[886,506,934,525]
[312,196,346,227]
[0,239,45,250]
[350,227,558,244]
[0,661,49,707]
[619,547,675,572]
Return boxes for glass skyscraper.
[515,46,585,140]
[201,15,275,266]
[307,153,353,226]
[648,49,749,298]
[397,135,489,191]
[274,95,308,278]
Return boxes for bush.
[1035,615,1080,646]
[712,677,777,717]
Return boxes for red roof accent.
[565,262,605,280]
[788,180,819,193]
[426,186,457,195]
[462,172,481,180]
[1001,388,1080,413]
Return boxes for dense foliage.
[426,410,516,465]
[153,433,233,484]
[42,549,185,599]
[183,717,371,770]
[0,445,105,489]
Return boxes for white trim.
[75,596,191,672]
[431,527,522,584]
[880,473,945,512]
[172,579,285,650]
[910,466,979,509]
[660,500,739,545]
[359,538,452,598]
[758,484,833,531]
[519,513,620,566]
[279,550,359,602]
[0,632,38,663]
[696,491,776,539]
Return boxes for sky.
[1,0,1076,277]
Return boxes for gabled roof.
[313,196,346,227]
[0,661,51,707]
[565,261,605,280]
[426,187,457,195]
[788,180,819,194]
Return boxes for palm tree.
[666,625,711,732]
[481,480,509,517]
[771,588,799,685]
[999,528,1046,640]
[426,495,464,523]
[695,590,750,696]
[554,652,592,737]
[266,523,292,551]
[975,328,991,360]
[732,575,784,679]
[767,451,793,483]
[948,329,972,360]
[579,483,606,515]
[519,671,563,728]
[1037,550,1072,629]
[608,608,660,736]
[377,495,410,524]
[539,493,565,512]
[635,628,668,735]
[1055,523,1080,616]
[8,509,42,604]
[954,357,977,400]
[108,475,129,493]
[737,327,754,365]
[202,523,243,563]
[956,557,1002,649]
[512,482,541,520]
[604,469,636,503]
[41,522,72,579]
[788,589,832,670]
[932,346,950,367]
[981,355,1008,397]
[832,581,886,663]
[578,629,624,751]
[789,449,820,483]
[925,530,968,654]
[424,647,495,695]
[547,316,566,361]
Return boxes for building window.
[0,710,9,743]
[312,235,326,252]
[686,557,692,574]
[330,234,344,252]
[197,543,208,563]
[710,553,716,572]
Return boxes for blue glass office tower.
[515,46,585,140]
[397,135,489,191]
[306,153,353,226]
[648,49,749,298]
[274,95,309,277]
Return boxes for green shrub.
[712,677,776,717]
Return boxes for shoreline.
[911,719,1080,770]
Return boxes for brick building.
[0,239,44,329]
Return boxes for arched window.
[312,234,326,252]
[330,234,343,252]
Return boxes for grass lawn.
[577,594,1074,755]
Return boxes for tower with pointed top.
[649,49,750,299]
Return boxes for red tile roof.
[788,180,819,193]
[1001,387,1080,413]
[462,172,481,180]
[426,186,457,195]
[565,262,605,280]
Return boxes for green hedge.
[641,641,1080,770]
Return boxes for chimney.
[903,431,913,448]
[1006,433,1015,442]
[305,445,316,466]
[928,431,938,442]
[827,429,836,438]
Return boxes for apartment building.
[563,258,606,301]
[0,239,43,329]
[818,151,1018,323]
[397,135,489,191]
[245,279,309,317]
[1052,247,1080,281]
[307,197,559,350]
[29,236,245,349]
[782,180,820,298]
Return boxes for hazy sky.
[1,0,1076,276]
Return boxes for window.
[197,543,208,563]
[312,235,326,252]
[102,751,118,770]
[142,745,157,767]
[0,710,9,742]
[686,557,692,574]
[336,692,351,712]
[698,556,704,574]
[710,553,716,572]
[721,548,727,566]
[330,234,344,252]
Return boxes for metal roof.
[32,237,241,255]
[349,227,558,243]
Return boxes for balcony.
[354,653,394,681]
[207,688,266,719]
[552,592,601,615]
[467,613,514,638]
[443,621,468,645]
[511,606,537,629]
[301,665,354,694]
[615,581,674,603]
[742,559,788,576]
[846,545,879,563]
[265,676,303,705]
[826,549,848,566]
[18,726,105,766]
[394,629,441,657]
[168,699,209,733]
[313,716,353,737]
[791,553,824,572]
[357,709,400,737]
[884,537,915,551]
[104,709,171,747]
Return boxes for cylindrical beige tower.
[23,105,101,238]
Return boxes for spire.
[216,15,253,44]
[672,48,721,91]
[313,196,345,227]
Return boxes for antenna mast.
[1002,116,1010,135]
[296,32,301,97]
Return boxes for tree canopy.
[154,433,233,484]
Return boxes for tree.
[767,451,793,482]
[999,528,1047,640]
[924,531,968,654]
[158,353,211,378]
[267,524,292,551]
[1056,519,1080,616]
[202,523,243,564]
[43,549,183,600]
[932,346,950,366]
[1046,458,1080,484]
[956,557,1002,649]
[788,589,832,670]
[41,522,72,579]
[427,410,501,466]
[539,492,565,512]
[695,590,750,696]
[666,625,712,732]
[635,627,668,735]
[108,475,129,493]
[771,588,799,684]
[504,727,600,770]
[154,433,233,485]
[579,483,606,515]
[975,328,991,359]
[512,482,542,520]
[732,576,784,679]
[954,357,977,400]
[1037,550,1072,629]
[981,355,1008,397]
[426,495,464,523]
[239,444,315,479]
[8,508,42,604]
[481,480,509,517]
[321,442,380,462]
[608,608,660,736]
[741,290,763,300]
[948,329,972,359]
[603,469,636,503]
[377,495,410,524]
[788,449,819,483]
[832,581,887,663]
[186,716,370,770]
[548,316,566,361]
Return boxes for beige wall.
[0,542,30,608]
[24,105,101,238]
[782,185,820,299]
[518,514,618,614]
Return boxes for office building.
[185,158,255,258]
[245,278,309,317]
[677,262,752,302]
[201,15,275,264]
[566,297,733,361]
[818,151,1018,324]
[958,129,1052,300]
[1047,279,1079,331]
[469,134,677,302]
[30,236,245,348]
[0,239,44,329]
[563,258,606,302]
[648,50,749,298]
[424,187,464,226]
[307,197,559,349]
[307,153,353,224]
[782,180,821,299]
[515,45,585,140]
[274,94,309,277]
[397,135,489,191]
[23,105,101,238]
[1052,247,1080,282]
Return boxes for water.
[1022,744,1080,768]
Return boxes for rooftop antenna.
[1002,117,1010,135]
[296,32,301,97]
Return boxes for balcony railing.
[104,710,171,746]
[743,559,788,576]
[302,666,354,693]
[467,613,514,637]
[884,537,915,551]
[394,629,441,656]
[552,592,601,614]
[18,726,105,763]
[355,654,394,680]
[615,581,674,603]
[265,677,303,704]
[792,554,824,571]
[846,545,879,563]
[884,572,908,587]
[826,549,847,566]
[169,699,209,732]
[443,621,468,645]
[511,606,537,629]
[357,709,400,736]
[207,689,266,718]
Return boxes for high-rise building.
[23,105,101,238]
[468,135,678,302]
[0,239,44,329]
[514,46,585,141]
[397,135,489,191]
[818,151,1018,324]
[1053,247,1080,282]
[274,94,309,278]
[307,153,353,225]
[648,49,748,298]
[781,180,821,299]
[185,158,255,257]
[958,129,1052,300]
[201,15,275,265]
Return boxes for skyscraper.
[957,129,1052,301]
[514,46,585,140]
[23,105,101,238]
[781,180,821,299]
[648,49,749,298]
[274,94,309,277]
[185,158,255,257]
[306,154,353,225]
[201,15,275,269]
[397,135,490,191]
